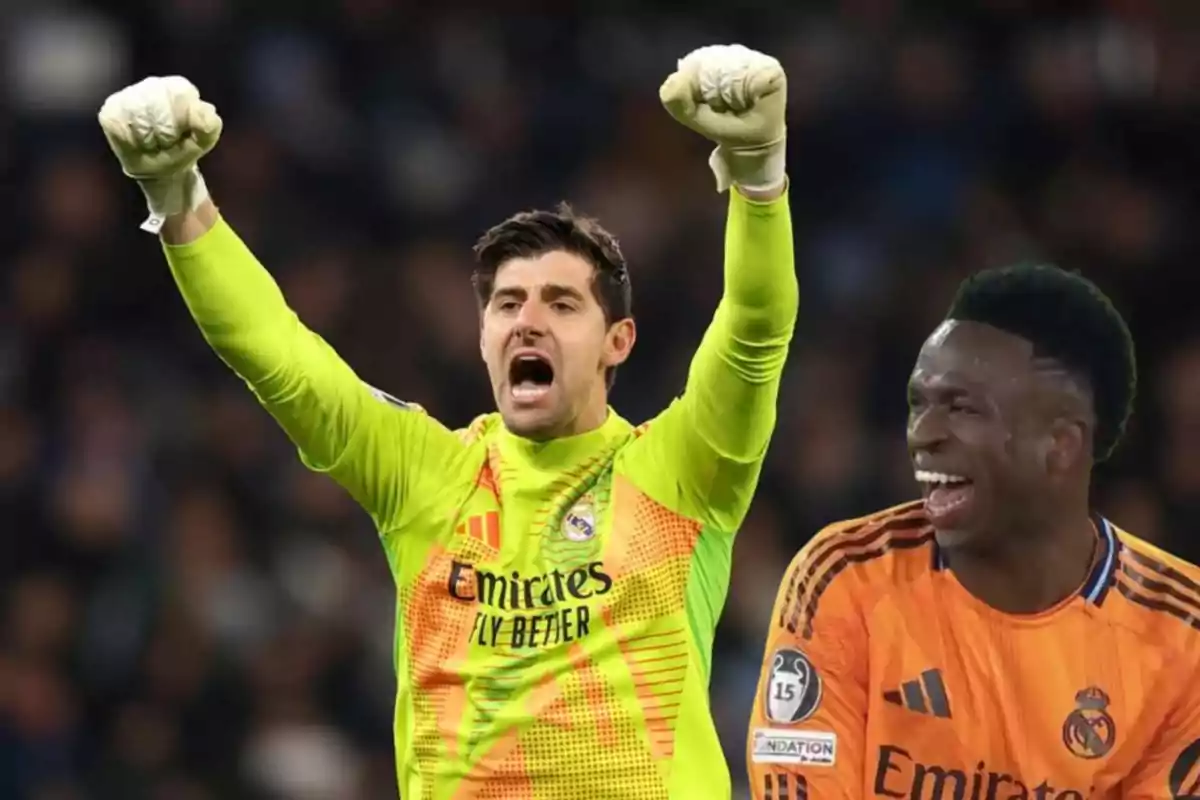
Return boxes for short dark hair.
[945,263,1137,462]
[471,202,633,388]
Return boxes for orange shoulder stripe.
[780,501,933,638]
[1116,548,1200,632]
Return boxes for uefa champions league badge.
[561,496,597,542]
[766,647,822,724]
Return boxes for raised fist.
[659,44,788,193]
[99,75,222,180]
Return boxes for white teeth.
[915,470,968,485]
[512,384,550,401]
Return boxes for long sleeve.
[622,187,798,534]
[162,217,463,533]
[747,536,868,800]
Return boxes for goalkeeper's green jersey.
[163,190,797,799]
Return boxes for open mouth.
[915,469,976,525]
[508,352,555,403]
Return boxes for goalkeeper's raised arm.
[97,77,459,529]
[627,45,798,536]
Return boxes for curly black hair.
[945,263,1137,462]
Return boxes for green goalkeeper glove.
[659,44,788,194]
[97,75,223,234]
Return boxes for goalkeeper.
[99,44,798,799]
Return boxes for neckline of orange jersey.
[937,516,1117,626]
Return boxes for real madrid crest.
[1062,686,1116,759]
[561,496,597,542]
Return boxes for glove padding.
[660,44,787,194]
[98,76,223,233]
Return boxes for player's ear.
[603,317,636,369]
[1046,417,1087,475]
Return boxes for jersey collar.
[498,407,630,469]
[1081,514,1120,605]
[931,513,1121,606]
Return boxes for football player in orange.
[747,263,1200,800]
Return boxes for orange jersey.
[747,501,1200,800]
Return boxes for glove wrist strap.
[136,166,210,234]
[708,137,787,194]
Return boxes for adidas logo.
[883,668,952,718]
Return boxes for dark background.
[2,1,1199,797]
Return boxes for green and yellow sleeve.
[623,188,798,535]
[162,217,464,533]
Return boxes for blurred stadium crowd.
[2,1,1200,798]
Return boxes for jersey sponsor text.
[874,745,1089,800]
[448,559,613,648]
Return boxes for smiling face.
[480,250,635,440]
[906,320,1090,549]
